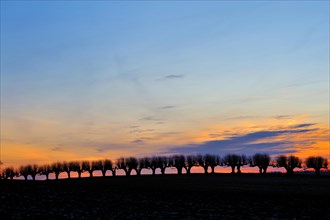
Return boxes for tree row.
[1,154,328,180]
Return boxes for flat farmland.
[1,174,329,219]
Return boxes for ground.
[1,174,329,219]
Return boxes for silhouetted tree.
[116,157,138,176]
[92,160,102,176]
[51,162,62,180]
[29,164,39,181]
[127,157,139,175]
[62,162,72,179]
[169,155,186,175]
[19,165,31,180]
[158,156,169,175]
[186,155,199,174]
[68,161,81,178]
[197,154,208,173]
[137,157,151,175]
[150,157,158,175]
[204,154,220,174]
[82,161,94,177]
[40,164,52,180]
[305,156,328,175]
[250,153,271,174]
[100,159,114,177]
[275,155,302,175]
[223,154,247,174]
[3,167,16,180]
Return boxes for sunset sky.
[1,1,329,168]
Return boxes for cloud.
[132,139,144,144]
[157,74,184,80]
[291,123,316,128]
[129,128,155,134]
[164,74,184,79]
[168,125,318,156]
[160,105,176,109]
[286,80,329,87]
[140,116,163,122]
[273,115,294,120]
[51,147,62,152]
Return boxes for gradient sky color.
[1,1,329,168]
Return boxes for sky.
[1,1,329,168]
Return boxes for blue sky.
[1,1,329,166]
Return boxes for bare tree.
[126,157,139,175]
[62,162,72,179]
[68,161,81,178]
[223,154,238,174]
[305,156,328,175]
[157,156,169,175]
[197,154,208,173]
[116,157,138,176]
[250,153,271,174]
[19,165,31,180]
[150,157,158,175]
[100,159,114,177]
[223,154,247,174]
[40,164,52,180]
[3,167,16,180]
[204,154,220,174]
[51,162,62,180]
[82,161,93,177]
[275,155,301,175]
[169,155,186,175]
[29,164,40,181]
[137,157,151,175]
[186,155,199,174]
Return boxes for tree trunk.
[211,166,215,174]
[315,168,320,176]
[231,166,235,174]
[161,167,166,175]
[32,175,36,181]
[137,169,141,176]
[187,167,191,174]
[125,169,130,176]
[263,167,268,174]
[102,170,106,177]
[89,170,93,177]
[112,170,116,177]
[152,168,156,175]
[67,171,71,179]
[78,171,82,178]
[46,173,49,180]
[258,167,263,174]
[55,173,59,180]
[286,168,294,175]
[177,167,182,175]
[203,166,208,174]
[237,166,241,174]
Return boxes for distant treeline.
[0,154,328,180]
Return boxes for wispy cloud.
[160,105,176,109]
[132,139,144,144]
[140,116,163,122]
[286,80,329,87]
[273,115,294,120]
[51,147,62,152]
[291,123,316,128]
[168,124,319,156]
[164,74,184,79]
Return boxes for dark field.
[1,174,330,219]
